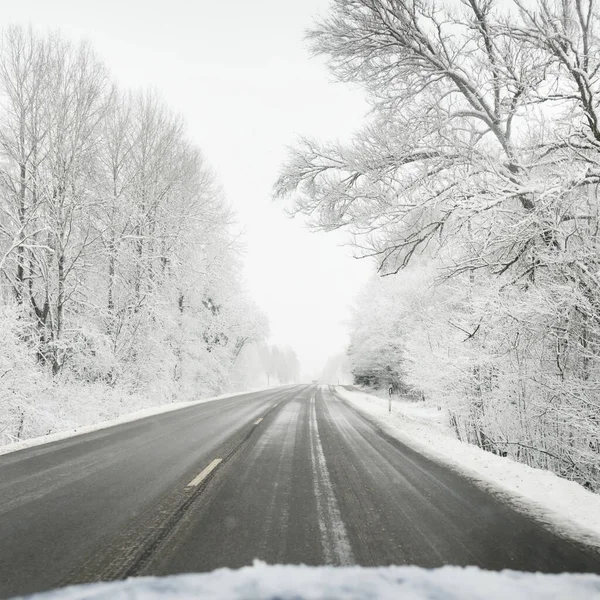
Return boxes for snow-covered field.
[19,563,600,599]
[335,386,600,551]
[0,387,274,458]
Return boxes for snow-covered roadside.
[0,386,279,458]
[334,386,600,551]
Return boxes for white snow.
[334,386,600,551]
[0,386,281,458]
[18,563,600,599]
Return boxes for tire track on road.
[308,391,354,565]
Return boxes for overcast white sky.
[1,0,375,378]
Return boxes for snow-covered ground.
[335,386,600,551]
[0,387,277,458]
[19,563,600,599]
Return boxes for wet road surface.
[1,384,599,597]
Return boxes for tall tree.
[277,0,600,489]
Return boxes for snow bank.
[335,386,600,550]
[0,387,274,458]
[18,563,600,599]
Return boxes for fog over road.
[1,385,599,598]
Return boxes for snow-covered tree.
[277,0,600,490]
[0,26,268,443]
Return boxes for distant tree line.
[258,344,301,385]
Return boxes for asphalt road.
[1,384,599,598]
[0,386,297,598]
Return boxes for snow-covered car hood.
[17,563,600,599]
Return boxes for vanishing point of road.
[1,384,599,597]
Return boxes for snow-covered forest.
[0,26,305,446]
[277,0,600,490]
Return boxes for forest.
[0,26,303,446]
[277,0,600,490]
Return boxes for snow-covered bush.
[0,305,47,444]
